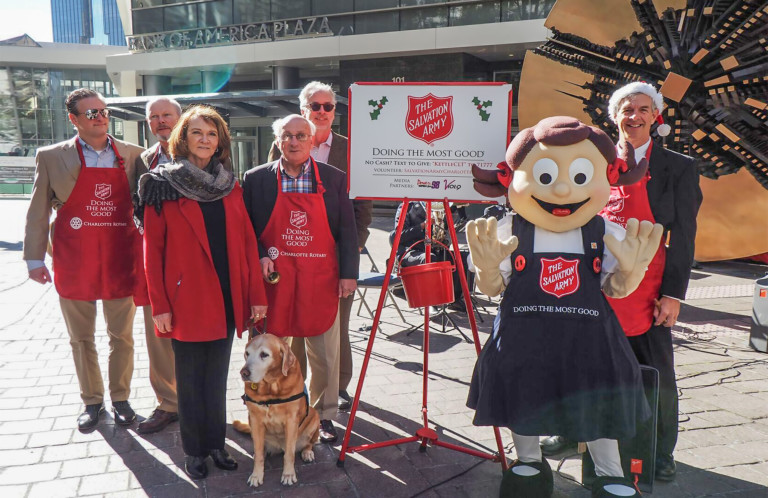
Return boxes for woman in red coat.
[137,105,267,480]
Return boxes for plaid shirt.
[280,158,314,193]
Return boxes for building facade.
[107,0,554,177]
[52,0,127,46]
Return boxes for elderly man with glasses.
[243,114,359,443]
[23,88,145,432]
[268,81,373,413]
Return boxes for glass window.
[272,0,310,19]
[326,15,353,35]
[355,0,398,10]
[502,0,555,21]
[450,2,501,26]
[401,6,448,30]
[233,0,269,24]
[132,0,164,7]
[355,12,399,34]
[312,0,353,15]
[164,5,197,31]
[199,0,233,27]
[133,9,165,34]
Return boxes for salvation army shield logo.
[94,183,111,200]
[405,94,454,145]
[290,210,307,229]
[604,192,625,214]
[540,257,580,298]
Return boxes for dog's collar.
[242,386,308,407]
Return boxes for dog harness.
[242,386,311,423]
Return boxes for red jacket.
[143,184,267,341]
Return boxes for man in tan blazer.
[135,96,182,434]
[23,88,145,432]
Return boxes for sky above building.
[0,0,53,42]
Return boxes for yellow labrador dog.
[233,334,319,487]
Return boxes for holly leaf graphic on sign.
[472,97,492,121]
[369,96,388,120]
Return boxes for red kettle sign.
[405,94,454,145]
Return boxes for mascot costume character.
[466,117,663,498]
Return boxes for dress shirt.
[310,133,332,164]
[279,158,313,194]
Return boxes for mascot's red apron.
[600,143,666,336]
[52,137,141,302]
[259,159,339,337]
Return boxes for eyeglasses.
[81,108,110,120]
[280,133,311,143]
[306,102,335,112]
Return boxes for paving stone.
[79,471,131,495]
[28,428,73,447]
[0,484,28,498]
[0,448,43,467]
[42,441,88,462]
[0,434,28,450]
[0,462,61,485]
[60,456,109,478]
[27,477,81,498]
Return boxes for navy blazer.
[645,143,703,300]
[241,160,359,280]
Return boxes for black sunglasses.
[81,108,110,120]
[306,102,335,112]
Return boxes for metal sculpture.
[525,0,768,189]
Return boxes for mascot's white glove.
[603,218,664,298]
[466,217,519,297]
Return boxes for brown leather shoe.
[319,419,338,443]
[137,408,179,434]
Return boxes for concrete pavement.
[1,197,767,497]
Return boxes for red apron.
[52,137,142,302]
[600,143,666,336]
[259,159,339,337]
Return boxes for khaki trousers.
[60,296,135,405]
[288,307,340,420]
[142,306,177,412]
[294,296,354,392]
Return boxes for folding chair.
[355,247,407,333]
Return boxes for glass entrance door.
[230,136,258,181]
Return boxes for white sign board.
[348,83,512,202]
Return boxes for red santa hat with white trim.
[607,81,671,137]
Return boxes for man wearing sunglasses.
[23,88,145,432]
[268,81,373,415]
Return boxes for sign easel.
[337,82,513,471]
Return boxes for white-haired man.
[135,96,182,434]
[540,82,702,482]
[244,114,359,443]
[269,81,372,412]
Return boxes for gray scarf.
[135,158,236,224]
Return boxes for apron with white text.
[258,159,339,337]
[52,138,140,301]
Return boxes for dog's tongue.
[553,208,571,217]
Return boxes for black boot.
[184,455,208,479]
[499,459,553,498]
[591,476,639,497]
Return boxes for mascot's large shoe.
[499,459,553,498]
[591,476,640,498]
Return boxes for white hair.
[299,81,336,108]
[608,82,664,124]
[145,96,182,119]
[272,114,316,139]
